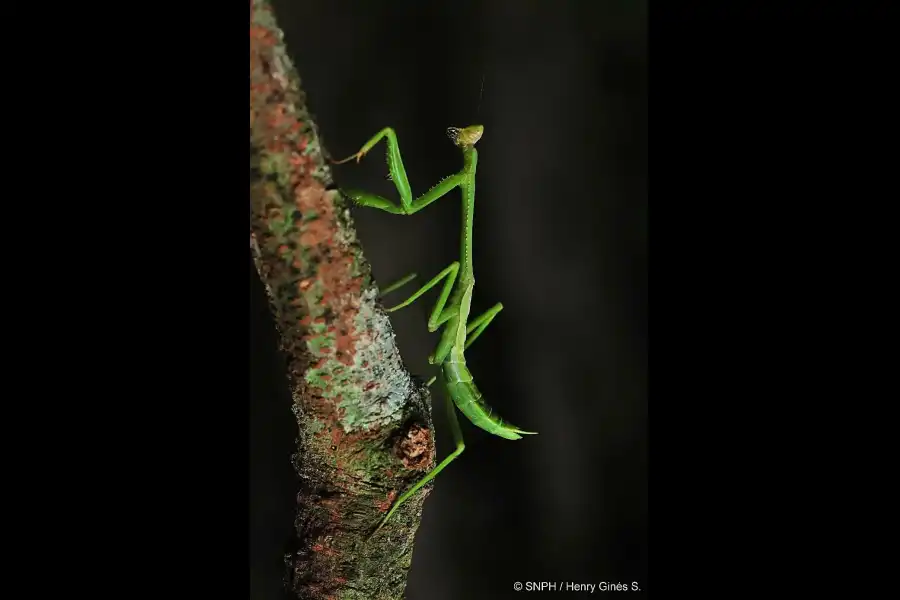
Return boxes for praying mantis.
[331,124,537,534]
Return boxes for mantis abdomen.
[443,352,535,441]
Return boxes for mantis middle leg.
[421,303,503,387]
[379,272,418,298]
[384,262,461,331]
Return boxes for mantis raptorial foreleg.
[332,127,464,216]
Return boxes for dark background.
[251,1,647,598]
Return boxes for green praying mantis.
[331,124,537,535]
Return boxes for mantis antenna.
[476,74,485,118]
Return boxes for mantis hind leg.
[373,379,465,535]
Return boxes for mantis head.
[447,125,484,148]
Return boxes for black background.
[251,1,647,598]
[20,1,873,597]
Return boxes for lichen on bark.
[250,0,437,597]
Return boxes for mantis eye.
[446,127,462,144]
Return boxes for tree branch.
[250,0,436,597]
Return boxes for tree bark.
[250,0,436,597]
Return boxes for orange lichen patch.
[376,490,397,513]
[289,150,309,168]
[334,340,356,367]
[306,395,342,424]
[299,230,322,248]
[317,253,361,306]
[311,542,338,557]
[330,426,343,448]
[296,185,333,228]
[396,423,434,470]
